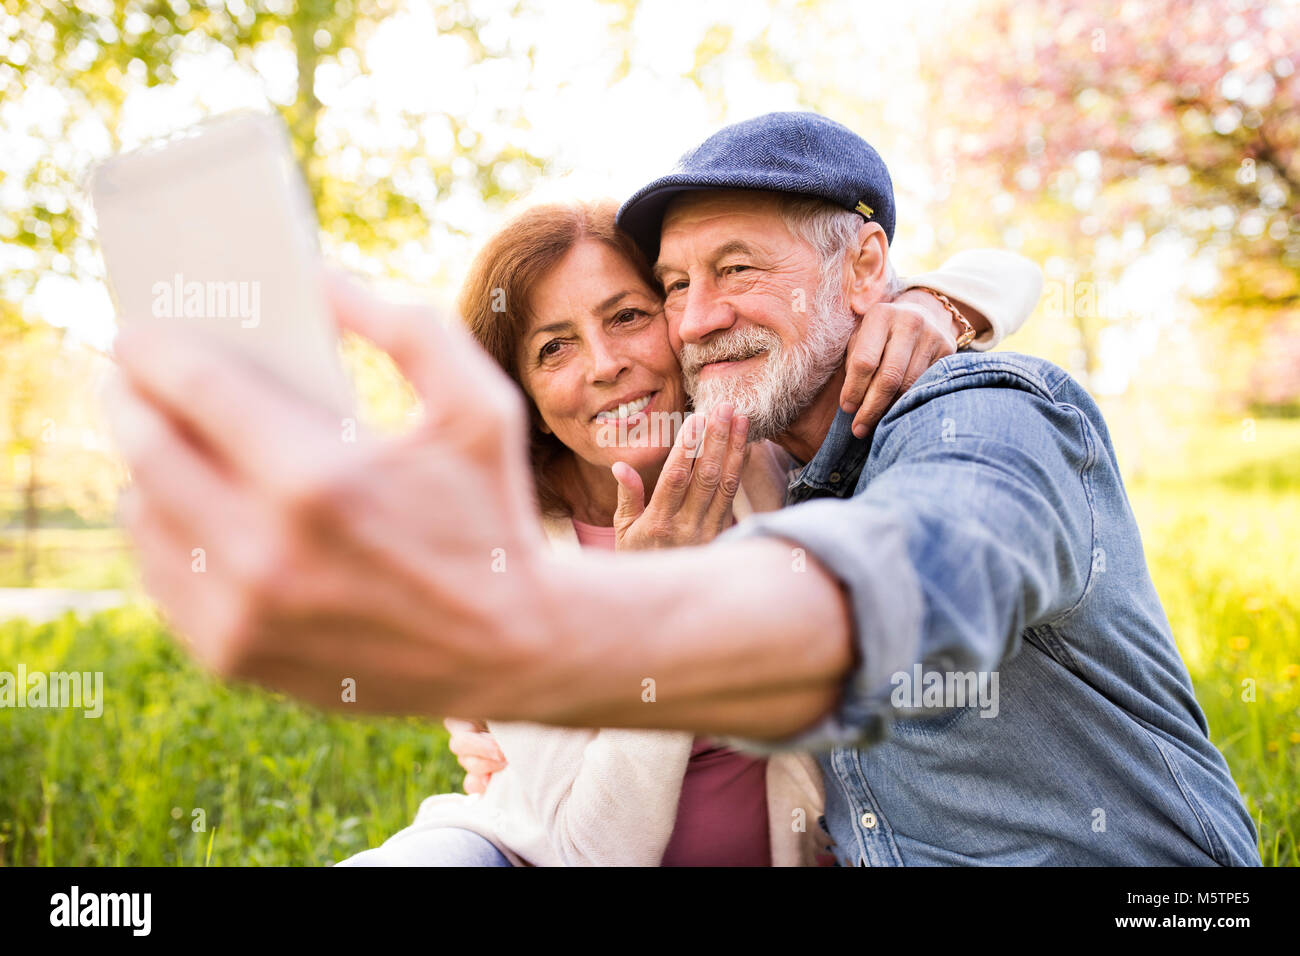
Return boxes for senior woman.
[338,198,1041,866]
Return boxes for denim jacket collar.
[787,408,872,504]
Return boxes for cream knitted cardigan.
[385,446,827,867]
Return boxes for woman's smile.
[592,389,657,424]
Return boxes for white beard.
[681,277,857,442]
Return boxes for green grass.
[1125,419,1300,867]
[0,420,1295,866]
[0,605,461,865]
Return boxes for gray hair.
[776,194,902,311]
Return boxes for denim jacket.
[724,352,1260,866]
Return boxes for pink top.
[571,520,618,549]
[570,518,771,866]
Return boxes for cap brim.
[617,180,756,264]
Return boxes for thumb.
[611,461,646,533]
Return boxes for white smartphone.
[90,111,354,416]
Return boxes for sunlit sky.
[6,0,1217,394]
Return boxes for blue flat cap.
[617,111,895,263]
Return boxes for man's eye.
[722,264,751,276]
[664,279,687,295]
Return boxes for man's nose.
[675,280,735,345]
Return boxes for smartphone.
[90,111,354,416]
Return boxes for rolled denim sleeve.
[721,363,1097,753]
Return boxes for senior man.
[109,112,1258,865]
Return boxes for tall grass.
[0,605,460,866]
[1126,419,1300,866]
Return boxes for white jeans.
[335,827,512,867]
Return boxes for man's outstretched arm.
[521,537,855,736]
[108,279,1094,745]
[106,275,856,739]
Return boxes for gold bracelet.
[919,288,977,349]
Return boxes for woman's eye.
[539,340,565,361]
[613,308,645,325]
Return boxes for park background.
[0,0,1296,865]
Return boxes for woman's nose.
[587,337,629,383]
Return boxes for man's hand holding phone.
[107,273,555,719]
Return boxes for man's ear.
[844,222,890,316]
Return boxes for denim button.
[860,811,877,829]
[829,471,842,483]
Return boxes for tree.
[1,0,550,291]
[928,0,1299,400]
[0,303,123,580]
[0,0,554,534]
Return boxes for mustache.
[679,327,781,377]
